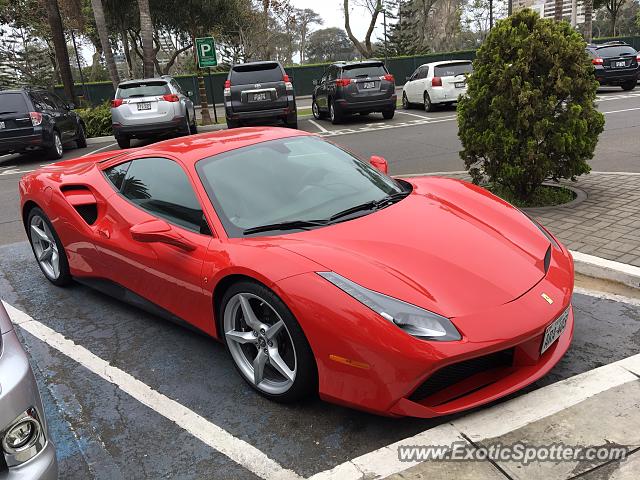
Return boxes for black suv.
[0,87,86,159]
[224,61,297,129]
[586,41,639,91]
[312,61,396,124]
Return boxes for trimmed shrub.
[77,101,112,138]
[457,9,605,202]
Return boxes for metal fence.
[55,36,639,107]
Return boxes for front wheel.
[329,101,341,124]
[45,131,63,160]
[622,80,636,91]
[402,92,410,109]
[27,207,71,286]
[312,98,324,120]
[424,91,434,112]
[221,281,317,402]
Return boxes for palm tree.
[44,0,76,103]
[584,0,593,42]
[90,0,120,88]
[554,0,564,21]
[137,0,154,78]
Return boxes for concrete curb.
[570,250,640,289]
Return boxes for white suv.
[111,76,197,148]
[402,60,473,112]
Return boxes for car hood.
[276,177,551,317]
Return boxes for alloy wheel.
[312,100,320,119]
[29,215,60,280]
[54,133,63,157]
[402,93,408,109]
[224,292,297,395]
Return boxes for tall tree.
[554,0,564,21]
[137,0,154,77]
[604,0,627,35]
[44,0,76,102]
[90,0,119,87]
[584,0,594,41]
[343,0,383,57]
[295,8,322,64]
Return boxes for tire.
[220,280,317,403]
[190,114,198,134]
[329,100,341,125]
[116,134,130,149]
[312,98,324,120]
[424,91,434,112]
[382,109,395,120]
[45,130,63,160]
[226,119,239,129]
[286,119,298,129]
[181,113,191,136]
[621,81,636,91]
[402,92,411,109]
[75,123,87,148]
[26,207,71,286]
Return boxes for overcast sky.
[291,0,385,40]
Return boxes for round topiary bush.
[457,9,605,204]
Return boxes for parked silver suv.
[111,75,197,148]
[0,302,57,479]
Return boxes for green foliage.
[488,184,576,208]
[457,9,605,202]
[76,101,112,137]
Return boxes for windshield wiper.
[329,190,410,222]
[243,219,329,235]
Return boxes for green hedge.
[77,102,112,137]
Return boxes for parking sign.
[195,37,217,68]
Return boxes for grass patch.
[486,184,576,208]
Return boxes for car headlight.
[317,271,461,341]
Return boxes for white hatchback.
[402,60,473,112]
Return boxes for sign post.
[195,37,218,124]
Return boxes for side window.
[39,92,58,110]
[320,69,328,83]
[52,93,69,109]
[327,67,337,81]
[420,66,429,79]
[29,93,47,112]
[104,161,132,190]
[119,157,209,234]
[170,80,183,95]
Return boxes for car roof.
[109,127,313,166]
[232,61,281,68]
[332,61,384,68]
[117,77,170,87]
[417,60,472,69]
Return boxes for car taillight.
[283,74,293,91]
[636,54,640,63]
[380,74,394,82]
[592,57,603,65]
[111,99,123,108]
[224,80,231,97]
[432,76,442,87]
[29,112,42,126]
[162,94,179,102]
[335,78,353,87]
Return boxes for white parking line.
[395,110,435,119]
[2,301,302,480]
[307,119,329,133]
[601,106,640,115]
[81,142,117,157]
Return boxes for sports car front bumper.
[274,245,574,418]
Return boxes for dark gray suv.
[312,61,396,124]
[223,61,297,129]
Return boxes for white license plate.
[137,102,151,111]
[250,92,268,102]
[0,121,4,129]
[455,82,466,88]
[614,61,626,68]
[363,81,376,89]
[541,308,569,354]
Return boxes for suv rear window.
[434,62,473,77]
[116,81,171,99]
[341,64,387,79]
[230,63,283,84]
[0,93,28,113]
[594,46,636,57]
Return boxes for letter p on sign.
[195,37,217,68]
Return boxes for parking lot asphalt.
[1,240,639,479]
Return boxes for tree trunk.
[554,0,564,21]
[584,0,593,42]
[44,0,76,102]
[90,0,120,89]
[610,12,617,37]
[137,0,154,78]
[122,30,132,78]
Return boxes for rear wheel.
[312,98,324,120]
[424,91,434,112]
[45,130,63,160]
[402,92,411,109]
[286,119,298,129]
[382,109,395,120]
[190,114,198,134]
[27,207,71,286]
[221,281,317,402]
[75,123,87,148]
[116,134,130,149]
[181,113,191,136]
[622,80,636,91]
[226,119,239,129]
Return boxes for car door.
[95,156,215,331]
[315,69,329,110]
[41,91,75,142]
[405,68,419,103]
[417,66,429,101]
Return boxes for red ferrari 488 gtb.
[19,128,574,418]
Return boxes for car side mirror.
[312,79,318,86]
[67,103,75,110]
[130,219,196,251]
[406,76,411,82]
[187,91,193,97]
[369,155,388,174]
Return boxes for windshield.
[434,62,473,77]
[341,64,387,79]
[0,93,28,113]
[196,136,404,237]
[594,46,636,57]
[117,81,171,99]
[230,63,282,84]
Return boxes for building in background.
[513,0,585,25]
